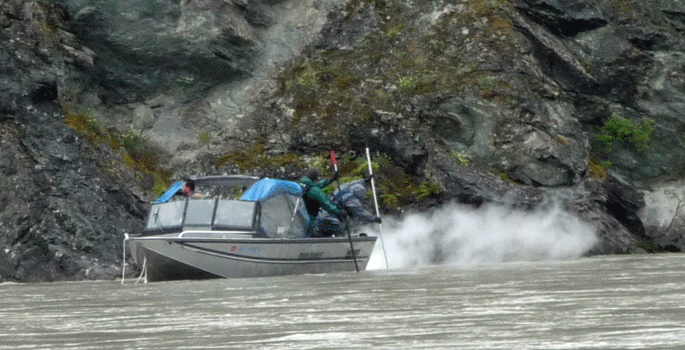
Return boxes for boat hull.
[128,235,377,282]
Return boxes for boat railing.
[178,230,257,238]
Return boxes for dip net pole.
[332,150,360,272]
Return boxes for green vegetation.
[497,170,517,185]
[413,182,441,200]
[306,154,334,175]
[120,128,162,174]
[398,76,418,92]
[478,75,495,88]
[471,0,514,36]
[296,68,319,88]
[214,141,299,170]
[198,132,212,148]
[386,23,403,38]
[120,129,146,155]
[451,151,470,165]
[62,106,115,147]
[597,114,655,152]
[355,159,378,176]
[556,135,569,145]
[33,2,64,37]
[589,114,654,180]
[634,240,675,253]
[59,88,170,197]
[587,158,611,179]
[472,0,510,16]
[606,0,656,22]
[277,0,520,147]
[380,193,399,209]
[60,88,117,149]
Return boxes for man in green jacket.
[300,168,341,236]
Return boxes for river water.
[1,254,684,350]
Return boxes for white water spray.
[367,202,598,270]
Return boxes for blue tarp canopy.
[152,181,184,203]
[240,178,303,202]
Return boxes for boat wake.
[367,202,598,270]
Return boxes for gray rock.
[4,0,685,282]
[132,104,155,130]
[514,0,608,36]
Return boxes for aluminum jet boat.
[123,175,377,282]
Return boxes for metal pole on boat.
[366,147,389,270]
[331,150,360,273]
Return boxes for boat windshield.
[153,175,260,203]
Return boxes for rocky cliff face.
[2,0,685,282]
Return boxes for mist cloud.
[367,202,598,270]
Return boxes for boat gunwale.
[127,232,378,244]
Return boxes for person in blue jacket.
[314,176,382,237]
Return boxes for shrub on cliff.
[597,114,655,152]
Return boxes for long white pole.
[366,147,389,269]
